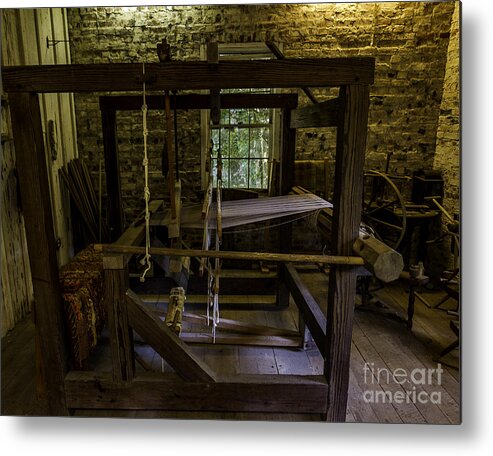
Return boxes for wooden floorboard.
[2,272,460,422]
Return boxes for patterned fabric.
[59,245,105,369]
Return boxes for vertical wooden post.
[101,107,124,241]
[103,254,135,383]
[276,108,296,307]
[9,92,69,415]
[279,108,296,197]
[325,84,370,422]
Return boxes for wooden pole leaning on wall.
[103,254,135,384]
[325,84,370,422]
[9,92,69,415]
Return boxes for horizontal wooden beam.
[126,290,216,382]
[96,244,365,266]
[182,313,300,337]
[64,371,328,413]
[290,97,341,129]
[3,59,375,93]
[180,332,303,348]
[100,93,299,111]
[283,264,327,357]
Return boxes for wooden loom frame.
[4,57,373,420]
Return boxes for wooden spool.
[352,234,404,283]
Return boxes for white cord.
[140,62,152,282]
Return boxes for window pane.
[229,159,248,188]
[227,108,245,125]
[220,109,230,124]
[252,108,269,124]
[248,159,269,189]
[221,159,230,187]
[234,128,249,158]
[250,127,270,159]
[220,128,229,159]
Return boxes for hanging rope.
[140,62,152,282]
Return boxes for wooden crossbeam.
[180,332,302,348]
[96,243,365,266]
[290,97,341,129]
[283,264,327,357]
[3,59,375,93]
[125,290,216,382]
[99,93,299,111]
[64,371,328,413]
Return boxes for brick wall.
[428,1,460,274]
[434,2,460,217]
[67,2,456,249]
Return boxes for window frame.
[200,43,282,191]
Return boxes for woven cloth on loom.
[154,193,333,229]
[59,245,105,369]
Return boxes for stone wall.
[67,2,456,248]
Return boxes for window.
[200,44,281,191]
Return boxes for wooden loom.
[4,55,375,421]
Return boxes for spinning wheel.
[362,169,407,250]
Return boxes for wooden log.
[99,93,298,111]
[325,84,370,422]
[125,290,216,382]
[284,264,327,357]
[9,92,68,415]
[3,59,376,93]
[95,243,365,266]
[352,234,404,283]
[290,97,341,129]
[64,371,328,413]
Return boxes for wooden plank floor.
[1,271,460,423]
